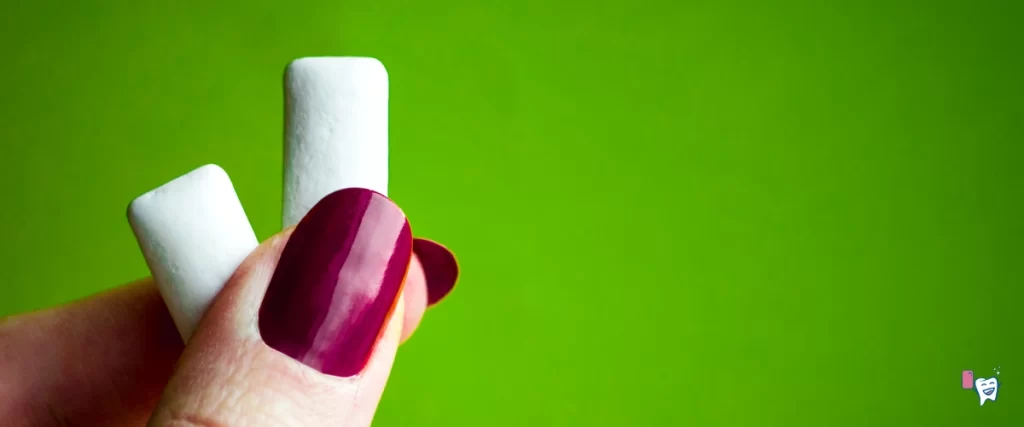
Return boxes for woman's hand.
[1,188,458,426]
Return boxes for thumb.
[149,188,410,427]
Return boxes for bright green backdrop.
[1,0,1020,425]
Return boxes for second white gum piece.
[283,57,390,228]
[128,164,258,341]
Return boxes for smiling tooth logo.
[975,377,998,406]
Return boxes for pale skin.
[0,228,433,426]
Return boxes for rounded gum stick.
[127,164,259,341]
[282,57,389,228]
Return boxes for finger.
[413,238,459,306]
[402,238,459,342]
[0,255,435,427]
[400,254,428,342]
[148,188,414,426]
[0,280,183,426]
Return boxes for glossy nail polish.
[412,238,459,305]
[259,188,412,377]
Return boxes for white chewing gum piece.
[127,164,259,342]
[282,57,389,228]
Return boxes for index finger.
[0,279,183,426]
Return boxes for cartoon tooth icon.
[975,377,999,406]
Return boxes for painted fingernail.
[412,238,459,306]
[258,188,412,377]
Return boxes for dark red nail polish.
[259,188,412,377]
[412,238,459,306]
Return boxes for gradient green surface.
[1,1,1020,425]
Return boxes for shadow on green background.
[1,0,1020,425]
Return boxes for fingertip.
[412,238,459,306]
[400,255,429,343]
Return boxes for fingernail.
[258,188,412,377]
[412,238,459,306]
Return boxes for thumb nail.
[258,188,412,377]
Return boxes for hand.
[1,188,458,426]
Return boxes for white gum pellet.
[127,164,258,341]
[282,57,390,228]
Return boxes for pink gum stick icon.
[963,371,974,389]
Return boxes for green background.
[1,0,1020,425]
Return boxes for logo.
[975,377,999,406]
[963,367,1000,406]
